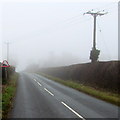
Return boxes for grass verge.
[0,78,2,119]
[1,72,19,118]
[39,72,120,106]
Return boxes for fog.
[0,0,118,71]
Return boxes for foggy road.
[11,73,119,118]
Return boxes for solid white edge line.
[37,82,42,86]
[61,101,85,120]
[44,88,54,96]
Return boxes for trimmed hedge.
[1,66,15,85]
[40,61,120,94]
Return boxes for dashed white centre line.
[61,101,85,120]
[37,82,42,86]
[44,88,54,96]
[34,77,84,119]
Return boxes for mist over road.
[11,73,119,118]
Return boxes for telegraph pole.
[7,42,9,62]
[84,11,108,62]
[4,42,11,62]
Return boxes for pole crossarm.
[84,11,108,16]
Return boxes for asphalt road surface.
[11,73,119,119]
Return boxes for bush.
[40,61,120,94]
[2,66,15,85]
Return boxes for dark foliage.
[41,61,120,94]
[1,66,15,85]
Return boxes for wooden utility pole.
[7,42,9,62]
[84,11,108,62]
[4,42,11,62]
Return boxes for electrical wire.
[58,2,117,24]
[97,21,112,60]
[9,2,117,43]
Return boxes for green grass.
[0,77,2,119]
[2,72,18,118]
[0,91,2,119]
[39,72,120,106]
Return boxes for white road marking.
[34,79,36,81]
[44,88,54,96]
[61,101,85,119]
[37,82,42,86]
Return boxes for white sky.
[0,0,118,71]
[0,0,119,3]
